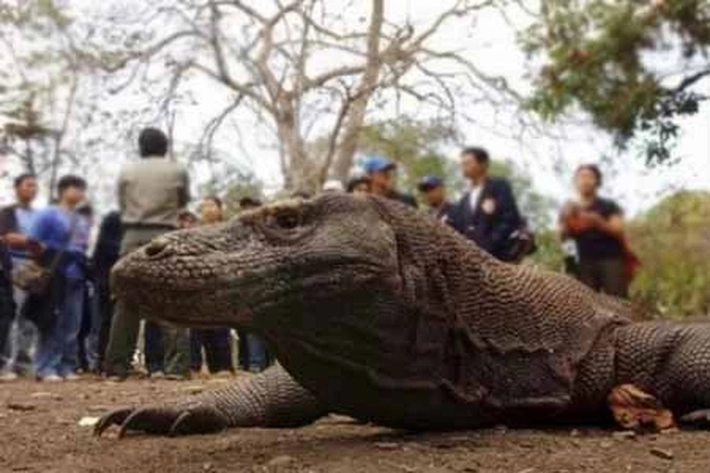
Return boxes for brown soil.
[1,377,709,473]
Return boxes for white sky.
[1,0,708,218]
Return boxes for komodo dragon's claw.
[94,405,228,438]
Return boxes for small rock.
[78,416,100,427]
[202,462,213,472]
[374,442,401,450]
[599,441,613,449]
[650,447,674,460]
[266,455,296,468]
[612,430,636,440]
[7,402,36,412]
[181,385,205,395]
[570,429,580,437]
[30,392,61,400]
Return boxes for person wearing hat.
[417,176,452,222]
[363,156,417,208]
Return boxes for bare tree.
[82,0,521,192]
[0,0,84,195]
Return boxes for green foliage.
[220,174,264,218]
[357,118,465,197]
[524,0,710,165]
[489,160,557,231]
[525,229,565,272]
[357,117,557,231]
[628,191,710,318]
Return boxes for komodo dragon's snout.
[110,195,399,331]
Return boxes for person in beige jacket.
[104,128,191,380]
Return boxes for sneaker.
[40,374,63,382]
[0,371,19,382]
[212,370,233,379]
[149,371,166,380]
[165,373,189,381]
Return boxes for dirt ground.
[1,376,709,473]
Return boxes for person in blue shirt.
[0,173,39,380]
[28,175,88,382]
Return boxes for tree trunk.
[330,0,384,182]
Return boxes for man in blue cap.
[362,156,417,208]
[417,176,452,222]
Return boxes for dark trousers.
[237,329,270,372]
[144,321,168,373]
[576,258,629,298]
[96,280,114,372]
[190,329,233,373]
[0,271,15,370]
[104,228,190,377]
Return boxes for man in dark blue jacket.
[447,147,522,262]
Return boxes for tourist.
[447,147,523,262]
[362,156,417,208]
[0,240,15,375]
[104,127,191,380]
[559,164,637,298]
[189,197,234,377]
[92,210,122,373]
[346,171,370,196]
[29,175,87,381]
[73,203,98,373]
[417,176,452,222]
[0,173,39,380]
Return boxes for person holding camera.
[559,164,638,298]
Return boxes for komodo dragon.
[96,194,710,437]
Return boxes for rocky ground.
[1,376,709,472]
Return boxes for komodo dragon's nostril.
[144,238,173,259]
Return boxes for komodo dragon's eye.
[270,209,302,230]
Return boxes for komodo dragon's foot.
[607,384,676,432]
[679,410,710,429]
[94,404,228,438]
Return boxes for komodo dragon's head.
[112,194,420,332]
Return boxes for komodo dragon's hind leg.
[614,323,710,429]
[95,365,329,437]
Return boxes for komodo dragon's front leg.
[95,365,329,437]
[613,322,710,426]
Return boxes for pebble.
[78,416,100,427]
[612,431,637,440]
[181,385,205,395]
[30,392,61,400]
[374,442,401,450]
[202,462,213,472]
[266,455,296,468]
[650,447,674,460]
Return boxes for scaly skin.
[96,194,710,437]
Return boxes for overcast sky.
[1,0,708,218]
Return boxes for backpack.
[501,218,537,263]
